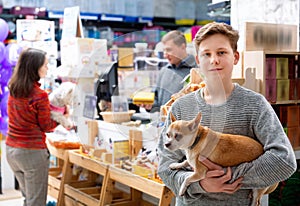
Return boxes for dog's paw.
[169,163,181,170]
[59,119,74,130]
[63,122,74,130]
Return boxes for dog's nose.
[165,143,171,148]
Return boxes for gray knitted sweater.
[157,84,297,206]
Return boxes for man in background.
[138,30,197,112]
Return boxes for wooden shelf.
[48,120,174,206]
[48,167,62,199]
[243,50,300,97]
[108,165,173,206]
[47,141,68,160]
[46,142,70,200]
[68,150,109,175]
[54,149,173,206]
[56,150,110,206]
[243,51,300,152]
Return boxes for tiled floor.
[0,189,56,206]
[0,197,24,206]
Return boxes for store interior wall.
[230,0,299,79]
[231,0,299,52]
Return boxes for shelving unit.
[55,149,173,206]
[243,50,300,154]
[0,8,198,47]
[243,51,300,103]
[107,165,174,206]
[46,142,69,200]
[57,150,110,206]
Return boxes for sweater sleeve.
[36,92,58,132]
[230,97,297,189]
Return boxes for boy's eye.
[201,53,210,57]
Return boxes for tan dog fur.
[164,112,278,206]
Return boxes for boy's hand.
[199,156,243,194]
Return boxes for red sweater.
[6,82,58,149]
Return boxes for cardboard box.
[16,19,55,42]
[297,79,300,100]
[113,140,130,165]
[287,105,299,127]
[276,79,289,101]
[287,127,300,149]
[288,56,296,79]
[118,47,134,69]
[276,58,289,79]
[19,40,58,59]
[265,79,276,103]
[265,57,276,79]
[60,38,108,77]
[279,106,288,126]
[245,22,297,51]
[289,79,297,100]
[132,165,155,179]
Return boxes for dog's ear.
[188,112,202,131]
[194,112,202,125]
[170,112,177,123]
[66,87,74,96]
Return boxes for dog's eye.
[166,133,170,138]
[175,133,182,141]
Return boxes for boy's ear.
[233,51,240,65]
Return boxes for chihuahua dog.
[164,112,278,206]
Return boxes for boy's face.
[163,39,186,67]
[196,34,239,82]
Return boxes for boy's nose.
[211,54,220,65]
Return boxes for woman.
[6,48,59,206]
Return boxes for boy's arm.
[230,100,297,189]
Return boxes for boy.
[157,22,297,205]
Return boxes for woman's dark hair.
[8,48,46,98]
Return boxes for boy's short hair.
[162,30,187,47]
[193,22,239,53]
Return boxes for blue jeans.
[6,145,50,206]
